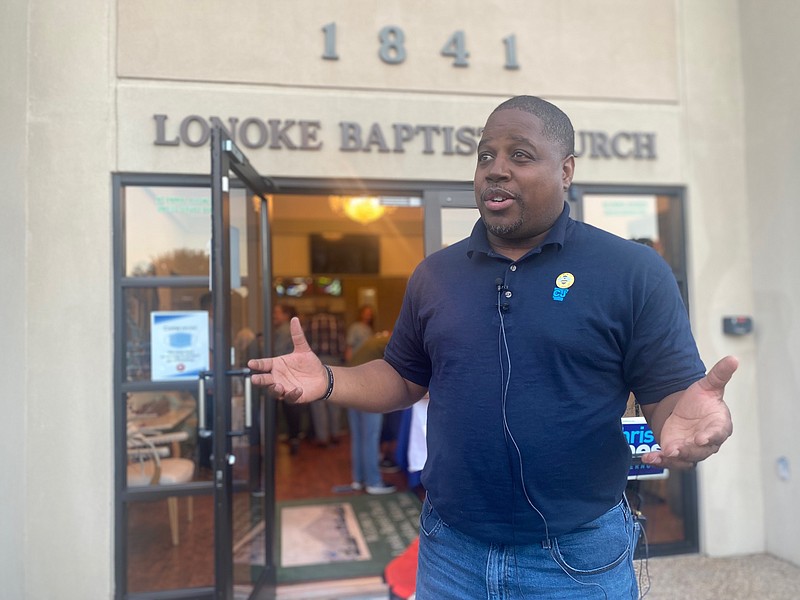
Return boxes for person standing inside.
[249,95,737,599]
[345,304,375,363]
[305,305,347,447]
[273,303,305,455]
[346,330,397,495]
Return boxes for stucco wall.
[116,0,680,102]
[679,0,763,556]
[1,0,30,598]
[739,0,800,566]
[113,0,684,184]
[20,0,116,598]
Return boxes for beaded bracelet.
[319,364,334,401]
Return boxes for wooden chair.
[127,427,195,546]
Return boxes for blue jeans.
[417,496,640,599]
[347,409,383,487]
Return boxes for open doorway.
[268,193,424,501]
[237,193,426,596]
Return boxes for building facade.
[1,0,798,598]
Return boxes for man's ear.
[562,155,575,191]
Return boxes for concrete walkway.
[640,553,800,599]
[270,553,800,599]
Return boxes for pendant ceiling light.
[328,195,387,225]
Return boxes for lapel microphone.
[495,278,511,312]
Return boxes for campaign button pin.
[556,272,575,289]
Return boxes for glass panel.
[124,186,252,280]
[582,195,659,242]
[441,207,479,249]
[232,487,267,594]
[229,190,267,594]
[124,186,212,277]
[653,195,686,279]
[124,286,211,382]
[581,194,686,274]
[229,188,253,290]
[127,495,214,592]
[126,389,201,487]
[628,478,688,546]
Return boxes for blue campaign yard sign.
[623,416,668,480]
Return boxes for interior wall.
[738,0,800,566]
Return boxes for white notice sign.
[150,311,209,381]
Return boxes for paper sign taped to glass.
[150,311,209,381]
[623,416,669,480]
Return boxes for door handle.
[197,369,254,438]
[244,370,253,429]
[197,370,213,438]
[226,368,254,435]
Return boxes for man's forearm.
[640,390,682,443]
[327,359,426,413]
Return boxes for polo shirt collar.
[466,201,571,259]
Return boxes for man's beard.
[483,215,524,237]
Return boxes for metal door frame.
[209,128,275,600]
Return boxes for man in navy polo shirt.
[249,95,737,599]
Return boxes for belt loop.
[622,492,632,514]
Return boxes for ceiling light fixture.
[328,195,387,225]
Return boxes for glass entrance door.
[571,184,698,557]
[112,135,275,600]
[208,128,275,600]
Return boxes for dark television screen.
[310,234,379,274]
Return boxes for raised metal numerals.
[321,23,520,70]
